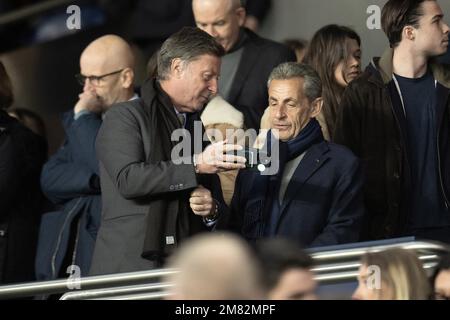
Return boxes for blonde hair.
[361,248,431,300]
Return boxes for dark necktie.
[177,113,185,128]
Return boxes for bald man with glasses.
[36,35,137,282]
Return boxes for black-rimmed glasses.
[75,69,124,86]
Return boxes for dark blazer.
[37,111,102,280]
[0,110,46,284]
[229,28,296,130]
[223,141,365,247]
[90,82,222,275]
[334,49,450,239]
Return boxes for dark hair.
[157,27,225,80]
[254,238,314,291]
[146,48,160,80]
[283,39,308,52]
[0,61,13,110]
[268,62,322,103]
[382,0,432,48]
[284,39,309,62]
[303,24,361,139]
[8,107,47,138]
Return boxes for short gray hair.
[158,27,225,80]
[267,62,322,102]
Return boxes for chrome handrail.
[314,261,439,283]
[310,241,449,262]
[0,240,447,300]
[76,260,440,301]
[0,268,178,299]
[60,283,174,300]
[89,291,172,301]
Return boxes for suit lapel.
[278,143,330,221]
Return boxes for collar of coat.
[369,47,450,88]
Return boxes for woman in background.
[352,248,431,300]
[304,24,362,140]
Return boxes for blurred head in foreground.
[165,233,264,300]
[255,238,317,300]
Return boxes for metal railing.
[0,268,178,300]
[0,239,448,300]
[60,283,175,300]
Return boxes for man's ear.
[310,97,323,118]
[403,26,416,41]
[170,58,184,79]
[121,68,135,89]
[236,7,247,27]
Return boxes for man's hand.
[189,185,216,218]
[74,89,104,114]
[195,140,246,174]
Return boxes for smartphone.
[227,147,271,171]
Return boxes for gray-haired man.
[221,63,365,248]
[90,27,246,275]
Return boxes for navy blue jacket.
[335,49,450,239]
[223,141,365,247]
[36,111,102,280]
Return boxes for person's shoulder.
[104,98,144,119]
[344,67,383,98]
[431,61,450,88]
[324,142,359,165]
[245,29,292,53]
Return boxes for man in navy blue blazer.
[37,35,137,281]
[221,62,365,247]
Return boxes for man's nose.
[275,105,287,119]
[208,77,218,95]
[83,78,93,91]
[443,21,450,35]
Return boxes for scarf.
[140,79,191,264]
[244,118,324,239]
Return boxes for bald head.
[193,0,246,52]
[193,0,242,11]
[79,35,135,109]
[81,35,135,73]
[166,233,263,300]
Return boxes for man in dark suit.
[222,63,365,247]
[192,0,296,130]
[90,27,246,275]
